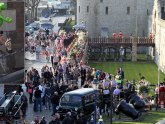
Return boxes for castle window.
[87,6,89,13]
[147,9,149,15]
[105,7,108,15]
[161,7,164,13]
[127,7,130,15]
[100,0,103,3]
[79,6,80,13]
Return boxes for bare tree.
[25,0,41,22]
[72,0,77,24]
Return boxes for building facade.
[150,0,165,73]
[77,0,154,37]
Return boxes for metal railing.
[88,37,154,46]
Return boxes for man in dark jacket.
[39,116,47,124]
[20,92,28,117]
[49,113,60,124]
[34,87,42,112]
[45,84,51,110]
[62,112,74,124]
[79,111,88,124]
[51,92,60,115]
[81,67,86,86]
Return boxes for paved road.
[23,15,76,123]
[39,15,75,33]
[23,60,52,123]
[25,59,52,74]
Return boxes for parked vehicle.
[40,19,52,23]
[39,22,54,30]
[57,88,103,119]
[25,26,34,34]
[29,22,40,30]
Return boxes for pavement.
[24,60,54,123]
[22,14,75,123]
[39,15,75,33]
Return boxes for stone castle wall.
[150,0,165,73]
[154,19,165,73]
[77,0,154,37]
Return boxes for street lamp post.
[92,78,99,124]
[110,86,113,124]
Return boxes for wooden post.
[132,37,137,62]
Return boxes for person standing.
[45,84,51,110]
[97,116,104,124]
[28,82,33,104]
[34,87,42,112]
[39,116,47,124]
[39,83,46,107]
[81,66,86,86]
[118,31,123,43]
[62,112,74,124]
[31,116,40,124]
[57,65,64,84]
[20,92,28,117]
[49,113,60,124]
[51,92,60,115]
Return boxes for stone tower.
[77,0,154,37]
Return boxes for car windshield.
[60,95,82,107]
[41,23,54,29]
[26,27,33,30]
[30,23,38,26]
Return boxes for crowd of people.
[25,28,74,62]
[24,25,146,124]
[23,23,163,124]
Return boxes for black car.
[56,88,103,119]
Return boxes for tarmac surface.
[24,59,54,123]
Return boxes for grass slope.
[89,62,165,84]
[112,110,165,124]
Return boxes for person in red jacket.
[118,31,122,38]
[118,31,123,43]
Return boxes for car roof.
[40,22,53,25]
[26,26,33,28]
[30,23,38,25]
[64,88,96,96]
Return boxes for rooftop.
[65,88,96,95]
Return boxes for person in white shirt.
[113,85,121,99]
[39,83,46,107]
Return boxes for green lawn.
[89,62,165,85]
[112,110,165,124]
[90,62,165,124]
[101,110,165,124]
